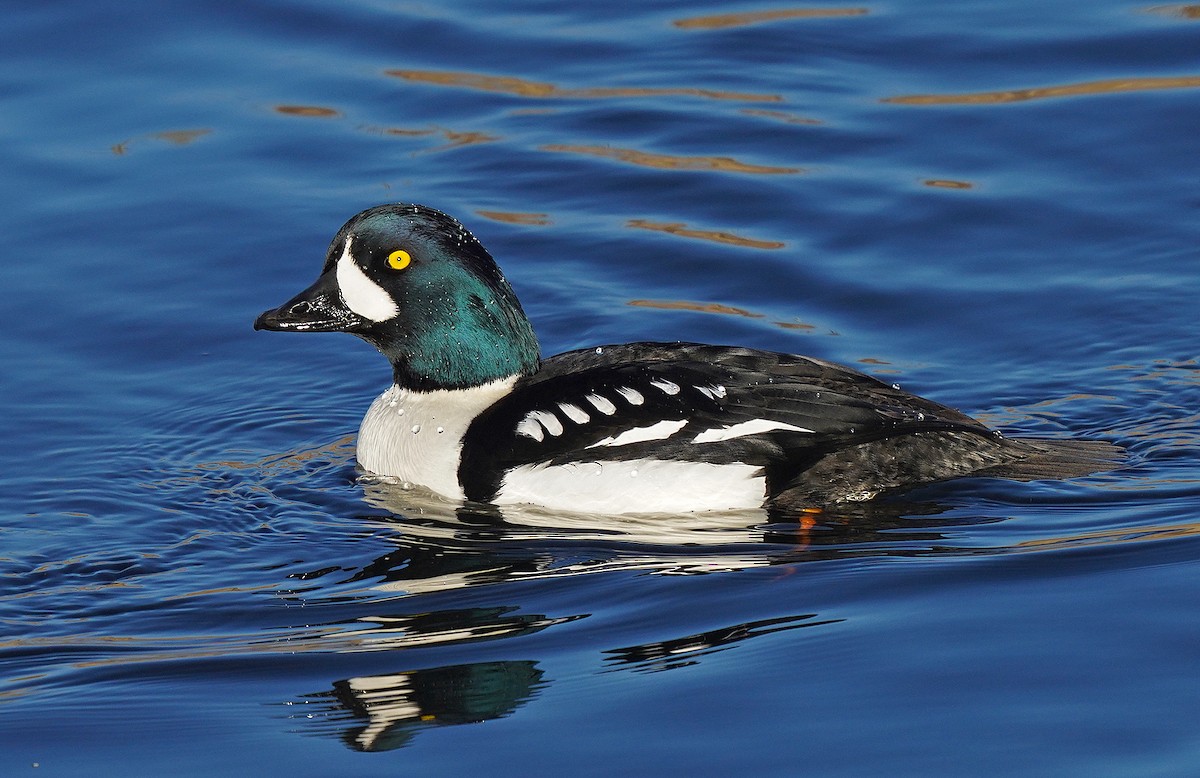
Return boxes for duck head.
[255,204,540,391]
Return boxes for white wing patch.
[615,386,645,405]
[585,393,617,415]
[692,418,814,443]
[515,409,564,441]
[649,378,681,395]
[586,419,687,449]
[336,238,399,322]
[557,402,590,424]
[515,416,545,442]
[695,384,727,401]
[515,410,567,441]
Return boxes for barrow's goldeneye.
[254,203,1118,513]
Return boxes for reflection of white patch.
[337,238,399,322]
[692,418,814,444]
[586,419,686,448]
[497,459,764,513]
[344,673,420,751]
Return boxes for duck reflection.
[278,605,585,653]
[288,478,995,750]
[298,660,543,752]
[345,480,991,596]
[604,613,842,673]
[293,607,847,750]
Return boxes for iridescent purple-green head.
[255,204,540,391]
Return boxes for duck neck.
[390,352,536,393]
[380,302,541,393]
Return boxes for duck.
[254,203,1118,514]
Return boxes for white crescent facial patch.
[336,237,399,322]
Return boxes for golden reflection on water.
[110,128,212,155]
[274,104,340,117]
[627,298,823,332]
[739,108,824,125]
[626,218,785,249]
[885,76,1200,105]
[1144,4,1200,18]
[153,129,211,145]
[541,144,800,174]
[1017,520,1200,551]
[673,7,869,29]
[386,69,781,103]
[628,299,766,318]
[923,179,974,190]
[975,392,1123,429]
[367,125,500,152]
[1024,393,1122,411]
[476,210,552,226]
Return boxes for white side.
[356,377,517,499]
[495,459,765,513]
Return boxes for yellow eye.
[387,249,412,270]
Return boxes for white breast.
[356,377,517,499]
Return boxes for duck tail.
[980,438,1124,481]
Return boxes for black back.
[458,342,994,502]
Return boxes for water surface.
[2,1,1199,775]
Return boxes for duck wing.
[458,342,997,504]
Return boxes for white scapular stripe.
[649,378,681,395]
[497,459,764,513]
[615,386,645,405]
[586,393,617,415]
[692,418,814,444]
[586,419,687,449]
[523,409,563,438]
[515,416,545,442]
[336,238,399,322]
[557,402,590,424]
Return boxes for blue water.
[3,0,1199,774]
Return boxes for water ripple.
[540,143,802,174]
[672,7,870,30]
[386,69,782,103]
[885,76,1200,105]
